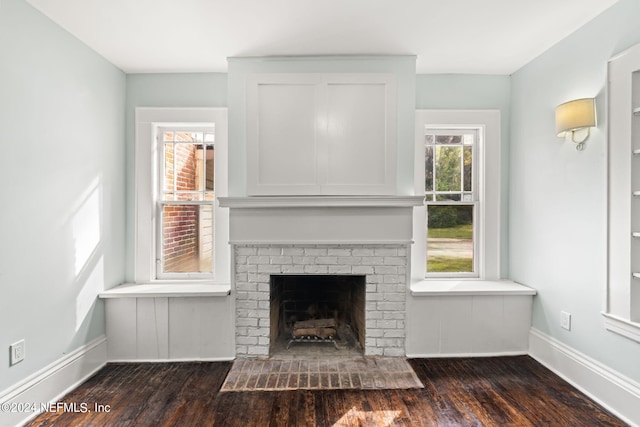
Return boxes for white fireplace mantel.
[218,195,425,209]
[220,195,423,245]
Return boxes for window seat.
[410,279,536,296]
[99,282,231,298]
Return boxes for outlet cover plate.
[560,311,571,331]
[10,340,25,366]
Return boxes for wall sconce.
[555,97,597,151]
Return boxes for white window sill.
[410,279,537,296]
[98,282,231,299]
[602,312,640,344]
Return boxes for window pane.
[435,146,462,191]
[206,144,214,191]
[162,204,213,274]
[164,193,207,202]
[174,144,198,192]
[463,146,472,192]
[435,135,462,144]
[427,205,473,273]
[425,146,433,192]
[164,144,174,192]
[174,132,198,142]
[436,194,461,201]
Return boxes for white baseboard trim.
[529,328,640,427]
[0,336,107,427]
[108,356,235,363]
[406,350,528,359]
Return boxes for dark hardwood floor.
[25,356,626,426]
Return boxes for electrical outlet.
[10,340,25,366]
[560,311,571,331]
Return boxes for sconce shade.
[555,98,596,137]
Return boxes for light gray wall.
[124,73,227,280]
[0,0,126,391]
[510,0,640,381]
[416,74,511,277]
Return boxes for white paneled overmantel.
[227,55,417,197]
[246,73,397,195]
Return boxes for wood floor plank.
[23,356,627,427]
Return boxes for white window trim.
[134,107,229,285]
[412,110,501,283]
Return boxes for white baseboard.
[529,328,640,427]
[406,350,528,359]
[0,336,107,427]
[108,356,235,363]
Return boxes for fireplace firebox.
[270,275,365,355]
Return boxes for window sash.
[156,126,216,280]
[425,128,478,202]
[425,128,480,278]
[156,201,215,280]
[425,202,479,278]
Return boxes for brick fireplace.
[234,243,409,358]
[219,195,423,359]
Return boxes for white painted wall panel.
[168,297,234,360]
[136,298,169,359]
[471,297,504,353]
[104,297,234,361]
[325,83,388,187]
[106,299,137,360]
[406,296,441,354]
[255,83,318,187]
[406,294,533,357]
[439,297,474,354]
[503,296,533,351]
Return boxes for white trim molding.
[602,312,640,344]
[99,283,230,298]
[529,328,640,426]
[0,336,107,427]
[410,279,536,296]
[218,195,424,209]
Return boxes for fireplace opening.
[270,275,365,356]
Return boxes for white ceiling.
[26,0,618,74]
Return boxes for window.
[425,129,478,276]
[134,108,229,284]
[413,110,501,281]
[157,128,215,279]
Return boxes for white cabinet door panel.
[256,84,318,186]
[248,75,321,194]
[325,81,391,191]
